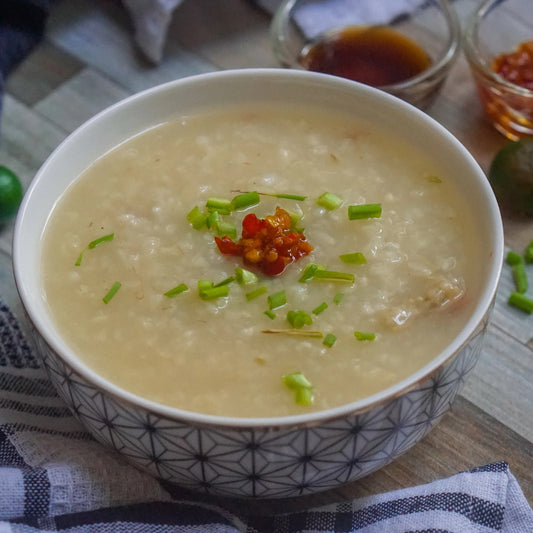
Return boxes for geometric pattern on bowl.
[34,317,487,499]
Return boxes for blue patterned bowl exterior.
[32,318,488,498]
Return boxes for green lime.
[0,166,23,223]
[488,138,533,216]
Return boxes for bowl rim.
[463,0,533,97]
[270,0,462,91]
[13,68,504,430]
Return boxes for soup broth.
[41,104,479,418]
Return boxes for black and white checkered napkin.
[0,300,532,532]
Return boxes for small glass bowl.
[270,0,461,109]
[464,0,533,140]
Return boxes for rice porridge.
[41,103,479,418]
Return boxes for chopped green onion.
[214,276,235,287]
[282,372,313,406]
[312,302,328,315]
[268,290,287,310]
[348,203,382,220]
[262,329,323,338]
[299,263,325,282]
[525,241,533,264]
[323,333,337,347]
[258,192,307,201]
[231,191,260,211]
[339,252,367,265]
[312,270,355,283]
[207,206,231,215]
[508,292,533,314]
[187,206,207,230]
[427,175,442,183]
[294,387,313,406]
[282,371,313,390]
[206,197,232,211]
[246,285,268,301]
[89,233,115,249]
[214,220,237,239]
[200,285,230,300]
[506,251,523,266]
[512,262,528,293]
[264,310,276,320]
[102,281,121,304]
[206,210,220,229]
[354,331,376,341]
[74,251,84,267]
[164,283,188,297]
[235,267,258,285]
[317,192,343,210]
[198,279,214,293]
[76,233,115,266]
[287,310,312,329]
[287,209,304,232]
[333,293,344,305]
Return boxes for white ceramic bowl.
[13,69,503,498]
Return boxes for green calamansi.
[0,166,23,223]
[489,138,533,216]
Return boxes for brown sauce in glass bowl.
[299,25,431,87]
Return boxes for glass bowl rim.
[463,0,533,97]
[270,0,462,91]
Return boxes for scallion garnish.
[312,302,328,315]
[206,210,220,229]
[508,292,533,314]
[264,310,276,320]
[506,251,523,265]
[231,191,260,211]
[333,293,344,305]
[317,192,343,210]
[214,276,235,287]
[287,310,312,329]
[206,197,232,212]
[299,263,325,282]
[89,233,115,249]
[198,280,213,292]
[323,333,337,347]
[339,252,366,265]
[513,262,528,293]
[235,267,258,285]
[102,281,121,304]
[200,285,230,300]
[262,329,323,338]
[258,192,307,201]
[268,290,287,310]
[75,233,115,266]
[348,203,382,220]
[354,331,376,341]
[525,241,533,264]
[287,209,304,232]
[164,283,188,297]
[246,285,268,301]
[214,220,237,239]
[187,206,207,230]
[312,270,355,283]
[282,372,313,406]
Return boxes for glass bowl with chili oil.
[271,0,461,109]
[464,0,533,140]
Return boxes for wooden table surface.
[1,0,531,511]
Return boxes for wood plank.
[47,0,216,94]
[5,40,84,107]
[35,68,130,133]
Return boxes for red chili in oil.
[215,207,313,276]
[299,25,431,87]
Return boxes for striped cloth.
[0,300,532,532]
